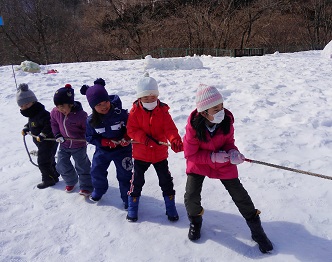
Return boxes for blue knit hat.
[53,84,74,105]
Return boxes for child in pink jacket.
[183,84,273,254]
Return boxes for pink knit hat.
[196,84,224,112]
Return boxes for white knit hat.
[136,72,159,98]
[196,84,224,112]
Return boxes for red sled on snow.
[46,69,58,74]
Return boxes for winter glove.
[171,138,183,153]
[119,139,130,147]
[36,133,46,142]
[119,134,131,147]
[145,134,161,148]
[21,127,30,136]
[211,151,230,163]
[55,133,65,143]
[228,149,245,165]
[101,138,118,148]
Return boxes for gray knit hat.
[16,83,37,107]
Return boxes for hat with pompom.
[196,84,224,112]
[94,78,106,87]
[136,72,159,99]
[53,84,75,105]
[80,79,110,109]
[16,83,37,107]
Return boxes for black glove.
[36,133,46,142]
[21,127,30,136]
[145,134,161,147]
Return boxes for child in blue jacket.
[81,78,132,208]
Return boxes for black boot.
[188,215,202,241]
[37,180,56,189]
[52,170,60,183]
[246,213,273,253]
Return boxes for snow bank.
[144,55,204,70]
[321,40,332,58]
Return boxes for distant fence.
[232,48,265,57]
[136,47,264,59]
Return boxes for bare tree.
[181,0,239,52]
[0,0,86,64]
[235,0,284,49]
[295,0,332,49]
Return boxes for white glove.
[211,151,230,163]
[229,149,245,165]
[55,134,65,143]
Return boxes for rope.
[23,135,39,167]
[245,158,332,181]
[12,65,18,89]
[29,133,86,142]
[28,133,170,146]
[158,141,171,147]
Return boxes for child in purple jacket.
[50,84,93,196]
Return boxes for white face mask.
[209,109,225,124]
[142,100,157,110]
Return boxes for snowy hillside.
[0,51,331,261]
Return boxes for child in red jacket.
[126,73,183,222]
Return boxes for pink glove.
[229,149,245,165]
[211,151,230,163]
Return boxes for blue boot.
[127,196,140,222]
[164,195,179,221]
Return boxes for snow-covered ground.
[0,50,331,262]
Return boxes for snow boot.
[89,195,101,203]
[188,215,203,241]
[37,180,56,189]
[164,195,179,221]
[37,172,59,189]
[246,211,273,253]
[89,190,102,202]
[52,170,60,183]
[53,175,59,183]
[126,196,140,222]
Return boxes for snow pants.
[35,140,59,182]
[56,146,93,191]
[128,159,176,197]
[184,173,257,220]
[90,145,133,203]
